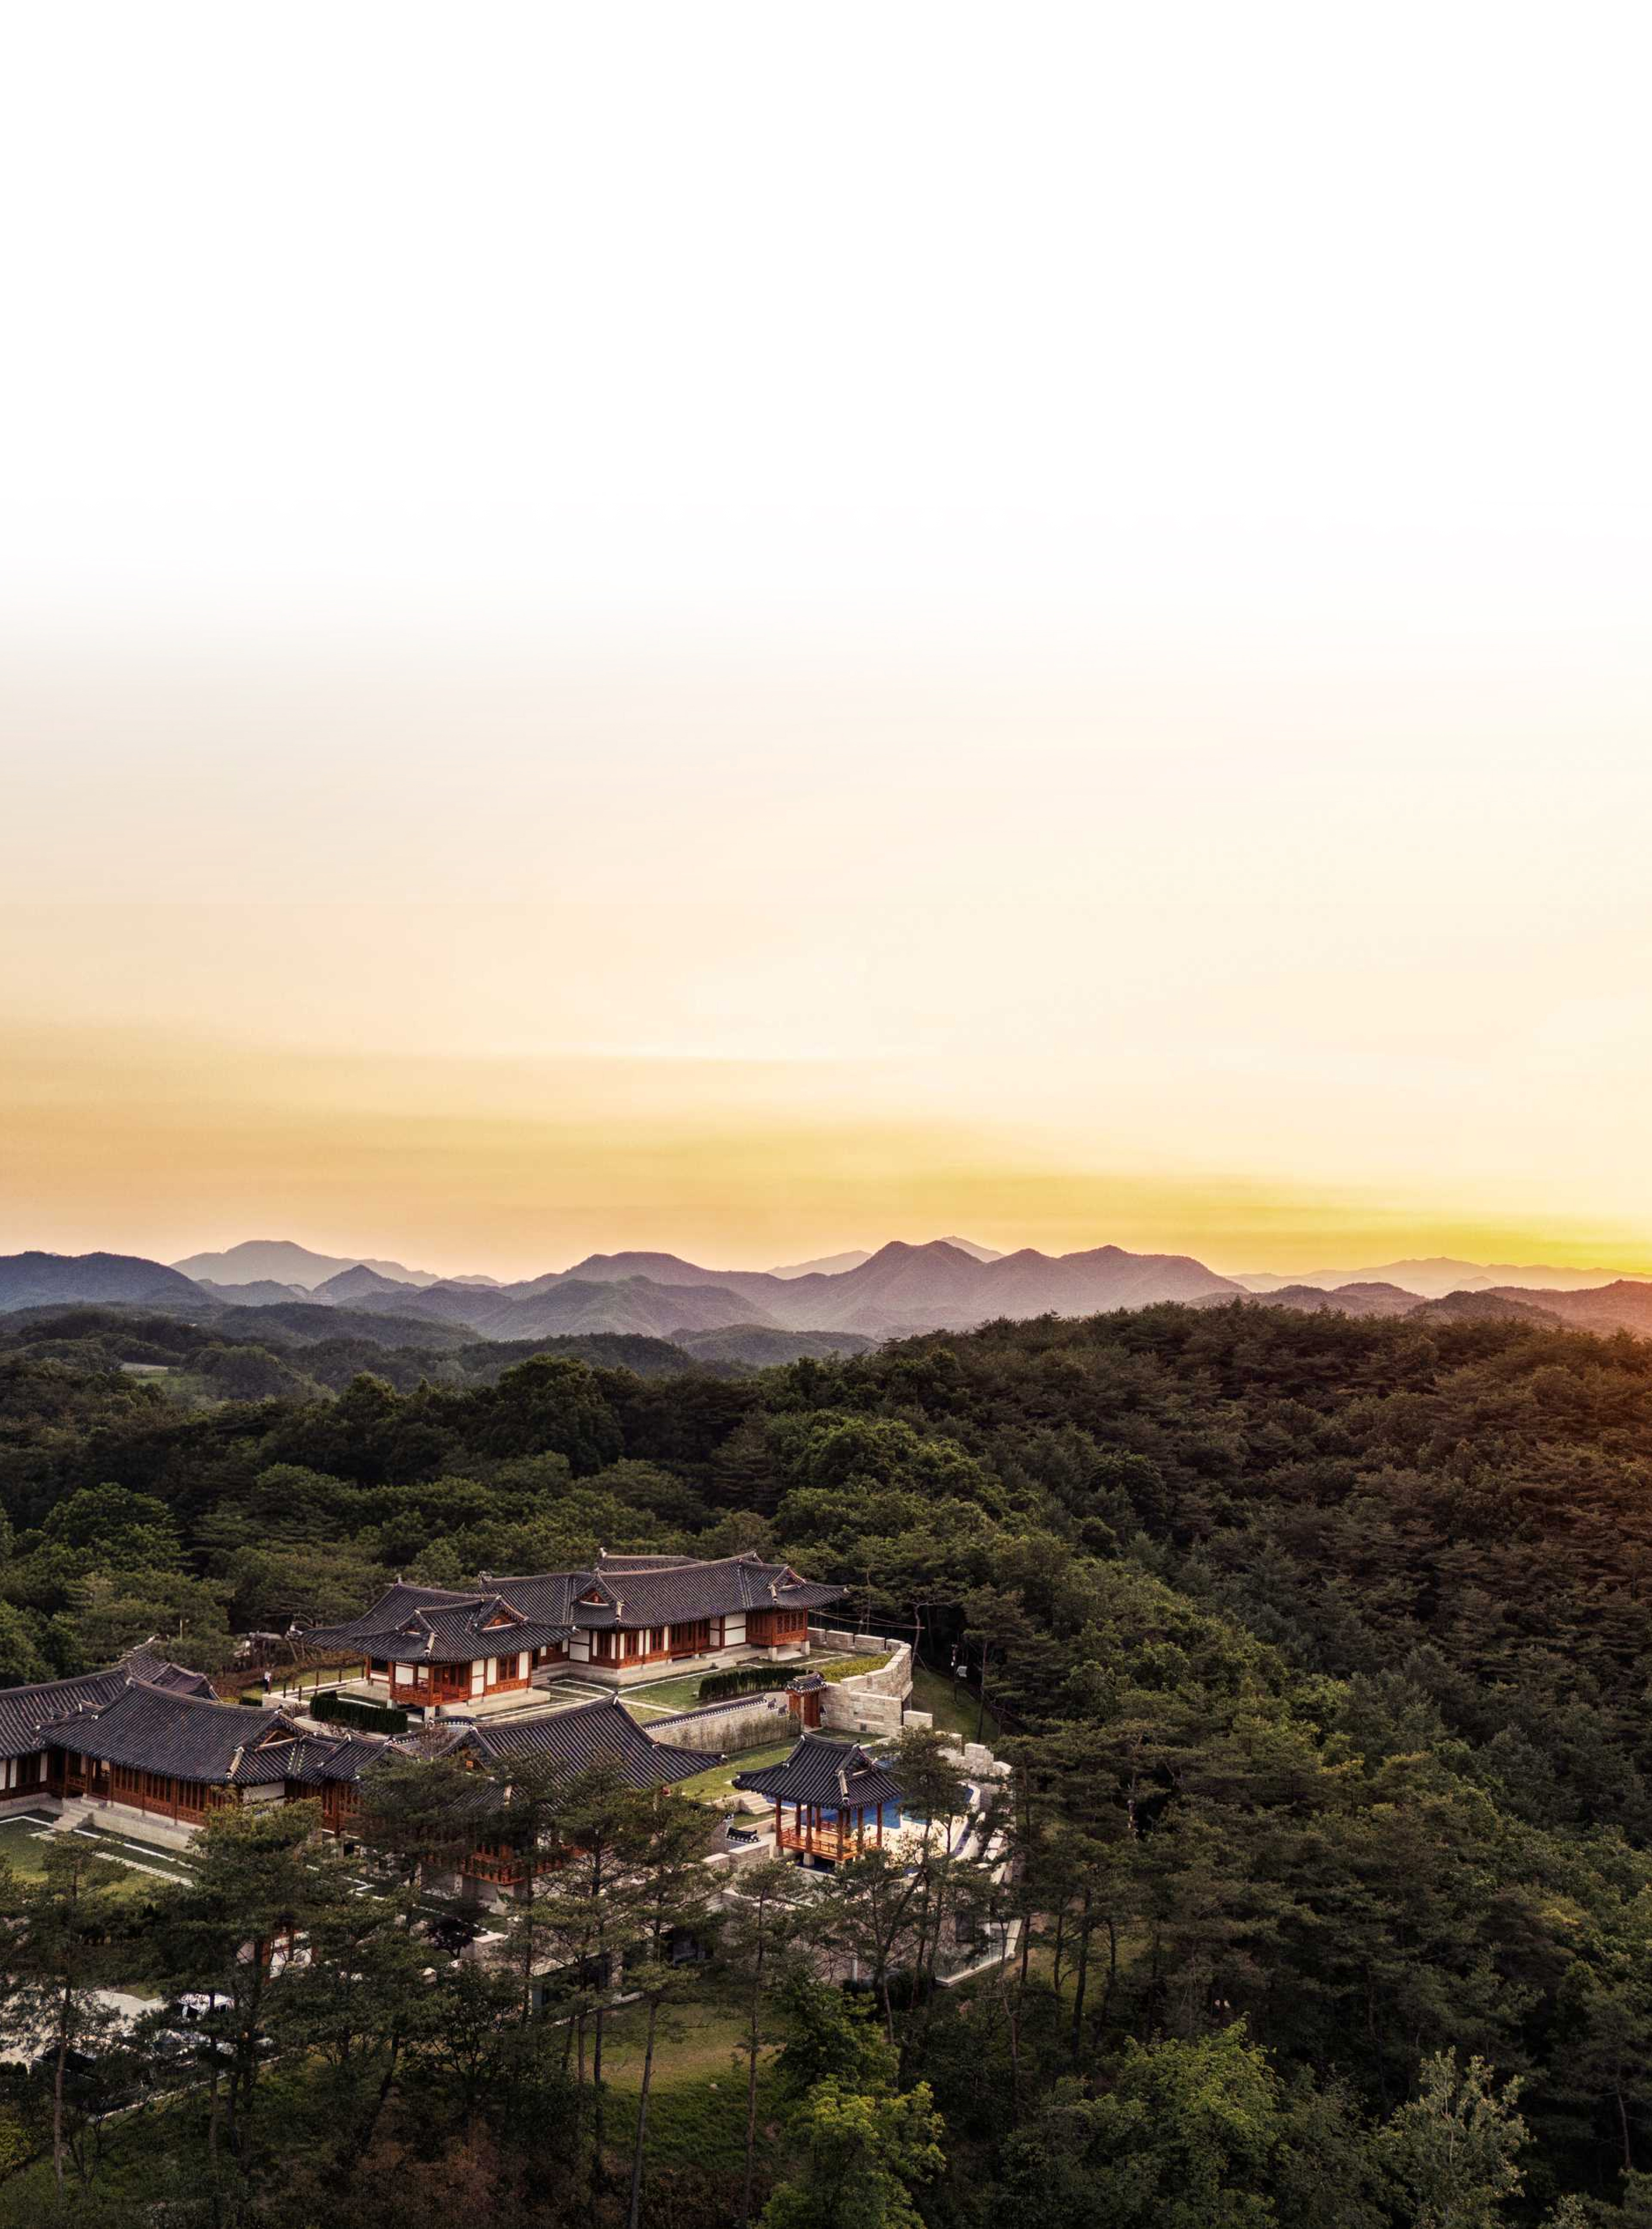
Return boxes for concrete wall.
[703,1840,780,1877]
[823,1688,902,1738]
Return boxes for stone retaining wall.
[810,1633,914,1739]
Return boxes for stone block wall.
[815,1638,914,1738]
[822,1687,904,1737]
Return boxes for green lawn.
[674,1743,792,1808]
[910,1662,1001,1745]
[0,1814,59,1880]
[600,1994,753,2089]
[0,1815,195,1894]
[75,1824,197,1885]
[620,1672,719,1713]
[601,1996,785,2174]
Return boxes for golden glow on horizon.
[8,1016,1652,1282]
[6,637,1652,1280]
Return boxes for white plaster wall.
[647,1693,789,1754]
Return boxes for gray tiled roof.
[299,1582,493,1652]
[308,1554,845,1660]
[40,1681,305,1784]
[454,1697,708,1790]
[388,1601,573,1664]
[0,1649,213,1761]
[225,1729,390,1790]
[493,1553,845,1632]
[305,1592,573,1664]
[734,1732,903,1813]
[474,1572,582,1627]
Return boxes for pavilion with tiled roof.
[734,1732,904,1864]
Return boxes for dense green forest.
[4,1299,1652,2225]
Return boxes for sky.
[5,3,1652,1279]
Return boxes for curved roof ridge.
[123,1676,232,1709]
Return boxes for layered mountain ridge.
[265,1238,1244,1340]
[7,1239,1652,1346]
[3,1238,1238,1340]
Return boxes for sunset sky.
[5,4,1652,1279]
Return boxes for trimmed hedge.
[696,1652,888,1704]
[309,1689,409,1735]
[697,1664,797,1703]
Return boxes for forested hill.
[5,1301,1652,2221]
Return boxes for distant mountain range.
[1248,1278,1652,1334]
[170,1240,500,1291]
[1233,1256,1643,1299]
[237,1239,1241,1341]
[6,1237,1652,1347]
[2,1238,1235,1339]
[768,1236,1003,1278]
[0,1252,203,1311]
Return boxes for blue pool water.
[819,1801,904,1831]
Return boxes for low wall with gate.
[649,1638,917,1757]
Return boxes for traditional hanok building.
[431,1692,707,1788]
[302,1582,580,1715]
[734,1732,904,1867]
[9,1653,713,1866]
[38,1680,341,1839]
[305,1550,846,1716]
[398,1694,711,1899]
[0,1648,215,1812]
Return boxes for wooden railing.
[462,1847,561,1886]
[777,1823,876,1857]
[462,1852,531,1886]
